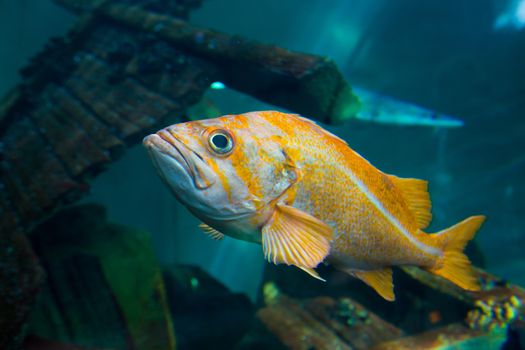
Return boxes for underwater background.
[1,0,524,349]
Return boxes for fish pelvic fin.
[262,204,333,271]
[387,174,432,229]
[198,223,225,240]
[426,215,486,291]
[352,268,395,301]
[298,266,326,282]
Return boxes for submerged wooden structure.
[0,1,357,348]
[0,0,523,349]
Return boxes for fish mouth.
[143,131,214,189]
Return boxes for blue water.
[2,0,523,321]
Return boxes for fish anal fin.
[262,204,333,271]
[427,215,485,291]
[388,174,432,229]
[353,268,395,301]
[198,223,225,240]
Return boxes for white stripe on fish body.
[271,118,440,258]
[345,170,441,257]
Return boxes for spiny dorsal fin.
[262,204,333,271]
[352,268,395,301]
[293,114,348,145]
[198,223,225,240]
[388,174,432,229]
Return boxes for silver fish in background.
[353,87,464,128]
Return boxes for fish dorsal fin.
[198,223,225,240]
[262,204,333,273]
[388,174,432,229]
[293,115,348,145]
[353,268,395,301]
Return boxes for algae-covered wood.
[28,204,176,350]
[0,2,359,346]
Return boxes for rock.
[27,204,175,350]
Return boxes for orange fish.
[143,111,485,301]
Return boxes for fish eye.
[208,130,233,154]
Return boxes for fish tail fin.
[427,215,485,291]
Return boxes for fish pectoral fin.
[198,223,225,240]
[352,268,395,301]
[262,204,333,272]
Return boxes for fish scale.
[262,112,438,266]
[143,110,485,301]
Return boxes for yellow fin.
[427,215,485,291]
[293,114,348,145]
[198,223,225,240]
[353,268,395,301]
[262,204,333,271]
[298,266,326,282]
[388,174,432,229]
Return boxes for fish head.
[142,112,300,234]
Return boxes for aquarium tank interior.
[0,0,524,349]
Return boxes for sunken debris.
[0,0,523,349]
[0,1,358,348]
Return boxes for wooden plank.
[257,288,403,350]
[401,267,525,320]
[65,54,180,139]
[84,24,218,105]
[0,182,19,233]
[29,204,176,350]
[371,323,508,350]
[31,99,109,177]
[49,86,124,156]
[1,118,80,223]
[304,297,403,349]
[0,231,44,350]
[99,3,360,124]
[64,55,141,137]
[258,296,353,350]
